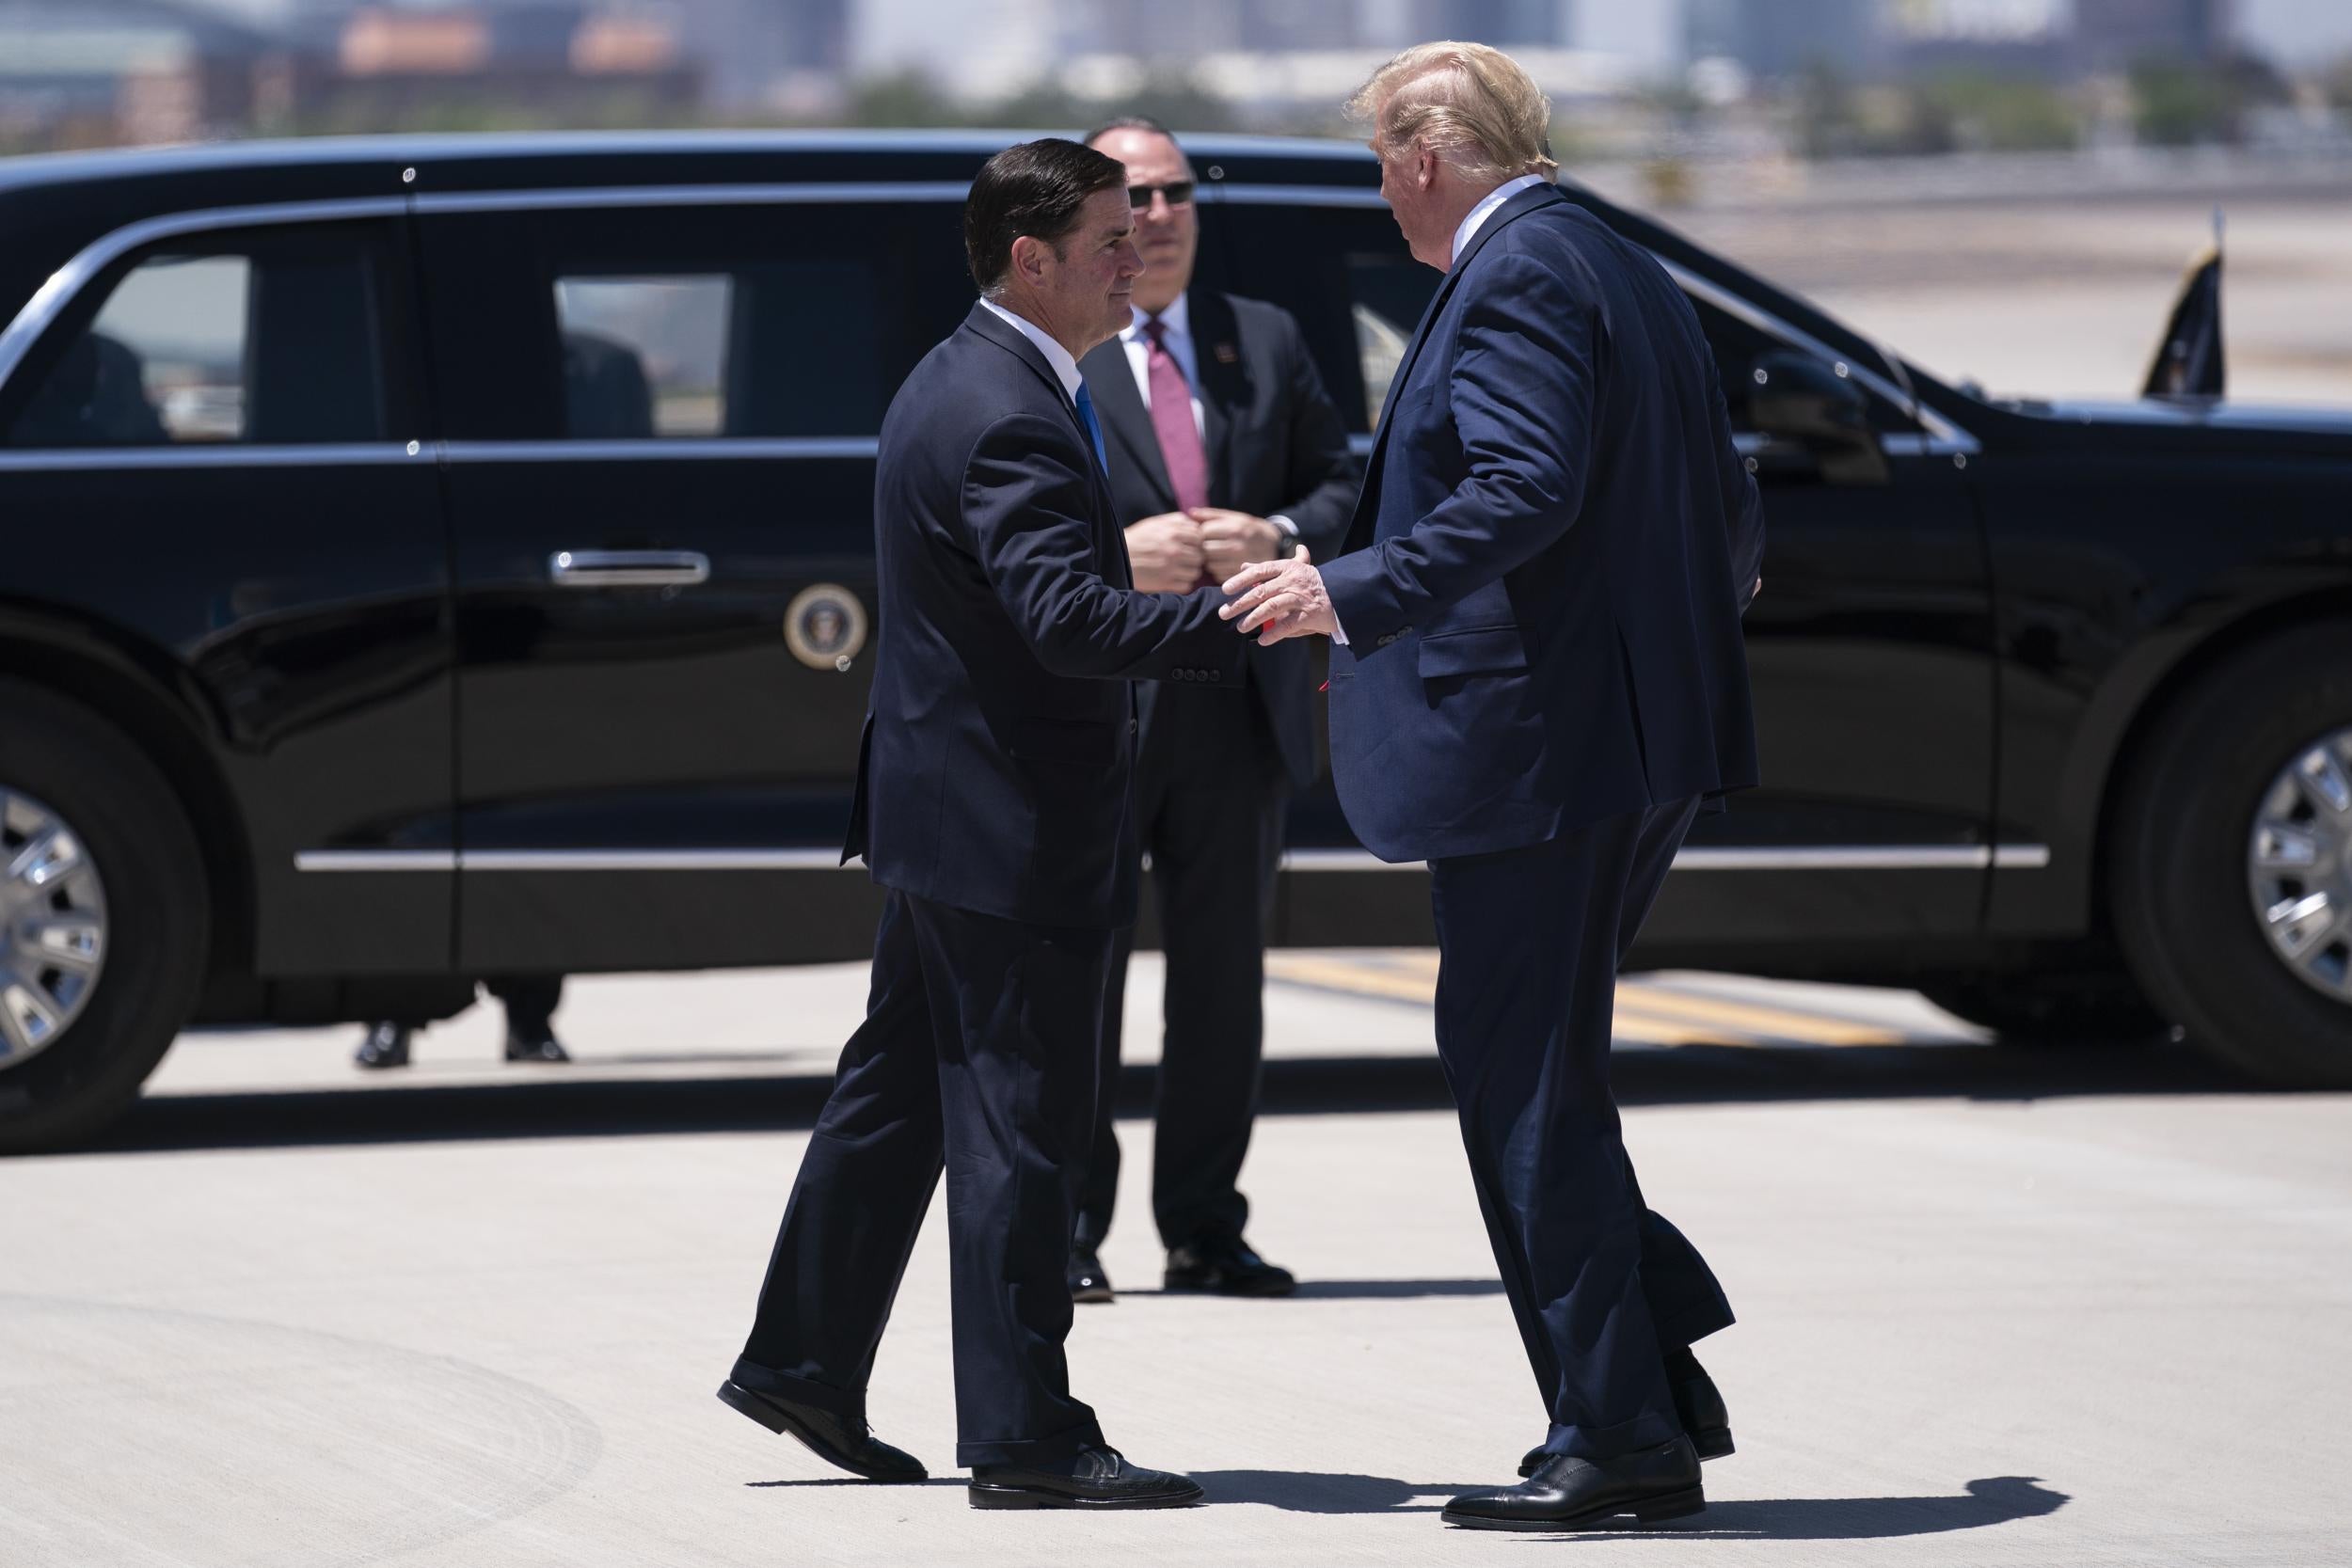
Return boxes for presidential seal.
[784,583,868,672]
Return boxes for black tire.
[1919,971,2167,1045]
[0,679,210,1151]
[2110,625,2352,1087]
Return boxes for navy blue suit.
[735,303,1247,1468]
[1320,183,1761,1462]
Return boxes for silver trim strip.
[0,197,409,397]
[294,850,458,873]
[299,843,2053,875]
[0,443,425,471]
[549,548,710,588]
[1280,845,2053,873]
[462,849,850,871]
[444,437,879,463]
[413,182,972,214]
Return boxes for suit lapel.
[1080,336,1175,511]
[1188,290,1245,507]
[1348,183,1567,543]
[962,302,1120,538]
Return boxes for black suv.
[2,130,2348,1148]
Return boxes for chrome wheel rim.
[0,787,108,1068]
[2248,727,2352,1005]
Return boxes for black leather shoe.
[1068,1248,1114,1305]
[715,1379,926,1483]
[1163,1236,1295,1297]
[354,1023,411,1069]
[1448,1436,1703,1531]
[1519,1361,1733,1477]
[504,1029,571,1064]
[969,1445,1203,1510]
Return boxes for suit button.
[1209,670,1222,683]
[1129,719,1138,734]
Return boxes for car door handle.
[548,549,711,588]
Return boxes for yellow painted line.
[1266,952,1904,1047]
[1609,988,1901,1046]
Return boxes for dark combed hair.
[963,137,1128,295]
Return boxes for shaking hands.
[1219,546,1335,647]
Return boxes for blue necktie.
[1073,383,1108,475]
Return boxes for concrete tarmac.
[2,960,2346,1566]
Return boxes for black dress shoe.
[969,1445,1203,1510]
[1448,1436,1703,1531]
[1163,1236,1295,1297]
[1518,1360,1733,1477]
[504,1029,571,1064]
[716,1379,926,1482]
[1068,1247,1114,1305]
[354,1023,411,1069]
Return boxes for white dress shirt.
[978,296,1083,403]
[1453,173,1548,266]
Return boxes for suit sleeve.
[1270,309,1360,561]
[963,412,1248,682]
[1317,253,1596,645]
[1703,348,1767,614]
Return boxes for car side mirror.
[1748,352,1886,483]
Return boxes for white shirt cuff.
[1268,515,1298,539]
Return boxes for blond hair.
[1348,41,1557,186]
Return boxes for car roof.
[0,128,1376,200]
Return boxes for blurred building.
[0,0,273,149]
[2073,0,2233,67]
[1688,0,1883,79]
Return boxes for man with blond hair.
[1223,42,1766,1531]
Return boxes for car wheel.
[0,679,209,1151]
[1918,971,2166,1045]
[2110,625,2352,1087]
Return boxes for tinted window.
[6,227,393,448]
[1208,200,1434,435]
[424,204,909,442]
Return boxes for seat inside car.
[561,327,656,438]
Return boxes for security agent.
[1068,119,1359,1305]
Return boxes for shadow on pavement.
[1550,1476,2071,1541]
[1187,1472,2068,1535]
[54,1035,2265,1157]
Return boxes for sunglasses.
[1127,181,1196,210]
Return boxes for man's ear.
[1009,234,1046,289]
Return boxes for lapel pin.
[1214,342,1239,364]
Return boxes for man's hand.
[1191,508,1286,582]
[1219,546,1335,646]
[1125,513,1206,594]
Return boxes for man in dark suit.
[1224,43,1766,1532]
[720,139,1247,1512]
[1067,119,1359,1305]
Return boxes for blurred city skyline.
[8,0,2352,154]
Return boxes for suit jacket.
[1319,184,1766,863]
[847,302,1248,927]
[1077,290,1359,789]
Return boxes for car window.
[6,228,392,449]
[554,275,729,438]
[1345,253,1437,429]
[419,204,905,443]
[1691,293,1911,436]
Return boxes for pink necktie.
[1142,318,1209,514]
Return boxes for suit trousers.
[734,889,1110,1468]
[1075,682,1287,1254]
[1427,796,1735,1464]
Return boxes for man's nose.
[1119,240,1145,277]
